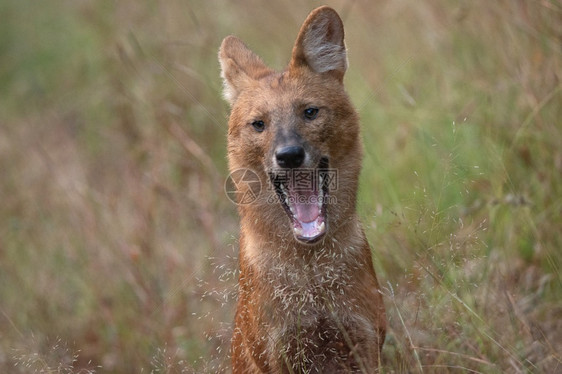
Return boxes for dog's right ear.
[219,36,271,105]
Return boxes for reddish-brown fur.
[220,6,386,373]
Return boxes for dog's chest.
[259,259,377,371]
[263,254,372,339]
[266,253,357,310]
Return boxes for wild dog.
[219,6,386,373]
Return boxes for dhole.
[219,6,386,373]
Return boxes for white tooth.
[318,222,325,233]
[294,227,303,236]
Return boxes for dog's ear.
[219,36,272,105]
[290,6,347,80]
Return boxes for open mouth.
[270,157,329,244]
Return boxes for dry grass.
[0,0,561,373]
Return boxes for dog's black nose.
[275,146,305,168]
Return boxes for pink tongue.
[292,189,320,223]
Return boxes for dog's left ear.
[290,6,347,80]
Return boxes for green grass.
[1,0,561,373]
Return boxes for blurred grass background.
[0,0,561,373]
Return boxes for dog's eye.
[303,107,319,120]
[251,120,265,132]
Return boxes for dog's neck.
[239,212,367,270]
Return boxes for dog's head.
[220,7,362,245]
